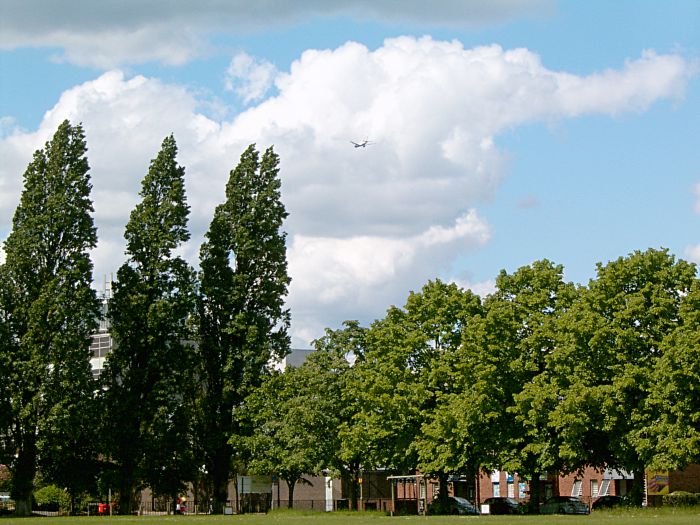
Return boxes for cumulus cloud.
[451,278,497,299]
[0,1,553,67]
[289,210,489,304]
[225,52,279,104]
[0,37,693,345]
[685,243,700,264]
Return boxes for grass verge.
[1,507,699,525]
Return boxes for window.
[492,482,500,497]
[591,479,599,499]
[571,480,582,497]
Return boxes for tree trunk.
[12,437,37,517]
[286,479,296,509]
[348,467,359,510]
[117,466,135,515]
[437,472,449,504]
[527,473,541,514]
[630,467,645,507]
[208,444,231,513]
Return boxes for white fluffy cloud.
[225,52,279,104]
[685,244,700,264]
[0,37,693,345]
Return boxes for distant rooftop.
[283,348,314,369]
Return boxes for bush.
[33,484,70,512]
[0,464,10,492]
[662,491,700,507]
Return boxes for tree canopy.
[0,120,98,515]
[2,122,699,514]
[195,144,290,512]
[101,134,196,514]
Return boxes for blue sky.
[1,0,699,346]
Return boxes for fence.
[272,498,394,513]
[0,499,15,515]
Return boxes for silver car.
[540,496,590,514]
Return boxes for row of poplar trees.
[0,121,291,515]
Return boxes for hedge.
[662,491,700,507]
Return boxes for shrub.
[33,484,70,512]
[0,464,10,492]
[662,491,700,507]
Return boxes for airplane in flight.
[350,139,374,148]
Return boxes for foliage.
[101,135,196,514]
[2,121,700,512]
[314,321,368,508]
[235,362,333,507]
[235,342,353,508]
[637,282,700,470]
[464,261,577,509]
[0,464,10,492]
[33,484,70,512]
[536,249,697,504]
[0,120,98,515]
[195,144,290,512]
[347,279,481,489]
[662,491,700,507]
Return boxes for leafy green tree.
[37,389,102,514]
[465,260,577,510]
[315,321,368,510]
[195,144,290,512]
[0,121,99,516]
[633,279,700,470]
[347,280,481,500]
[235,354,340,509]
[101,135,196,514]
[540,249,696,505]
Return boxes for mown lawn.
[1,508,700,525]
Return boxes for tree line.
[250,253,699,511]
[1,120,699,515]
[0,121,289,516]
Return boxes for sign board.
[481,504,490,514]
[646,471,670,496]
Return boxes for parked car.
[592,495,629,510]
[540,496,590,514]
[482,497,522,514]
[428,496,480,515]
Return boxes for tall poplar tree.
[0,121,99,516]
[101,135,196,514]
[196,144,290,512]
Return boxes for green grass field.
[2,508,700,525]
